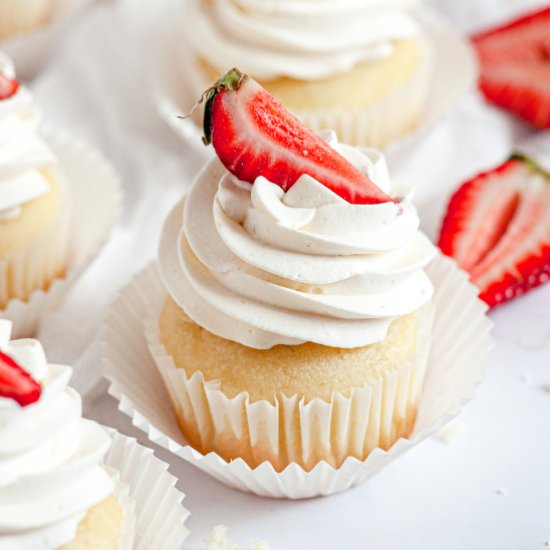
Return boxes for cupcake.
[182,0,433,148]
[0,319,135,549]
[0,0,89,43]
[149,70,436,472]
[0,52,70,309]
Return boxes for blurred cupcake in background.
[182,0,433,148]
[0,319,189,548]
[0,0,90,42]
[0,52,71,310]
[0,50,121,337]
[0,319,136,549]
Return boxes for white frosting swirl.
[0,53,56,222]
[184,0,419,80]
[159,131,435,349]
[0,321,114,550]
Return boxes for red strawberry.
[472,6,550,128]
[438,155,550,309]
[0,71,19,100]
[201,68,392,205]
[0,350,41,406]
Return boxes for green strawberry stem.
[203,68,245,145]
[510,153,549,177]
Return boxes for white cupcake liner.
[0,174,70,309]
[0,125,121,338]
[103,254,493,499]
[82,469,135,550]
[154,7,477,159]
[103,468,136,550]
[103,429,190,549]
[0,0,91,78]
[288,35,434,149]
[143,302,434,472]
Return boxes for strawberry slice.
[438,155,550,309]
[0,350,41,406]
[0,71,19,100]
[201,68,392,205]
[472,6,550,128]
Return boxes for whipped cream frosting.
[184,0,420,80]
[0,321,114,550]
[0,53,56,222]
[159,131,436,349]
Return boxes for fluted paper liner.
[104,470,136,550]
[144,303,434,472]
[104,429,189,549]
[0,126,121,337]
[103,255,492,499]
[155,8,477,156]
[0,174,70,309]
[289,35,433,149]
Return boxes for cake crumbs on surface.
[544,540,550,546]
[434,419,465,444]
[495,487,509,496]
[520,373,532,383]
[541,382,550,393]
[204,526,273,550]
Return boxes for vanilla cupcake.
[182,0,432,148]
[0,52,70,309]
[148,71,436,472]
[0,320,135,549]
[0,0,89,42]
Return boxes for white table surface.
[12,0,550,547]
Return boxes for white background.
[7,0,550,548]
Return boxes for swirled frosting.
[159,131,436,349]
[184,0,420,80]
[0,321,115,549]
[0,53,56,222]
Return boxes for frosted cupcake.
[149,70,436,472]
[182,0,432,147]
[0,52,70,309]
[0,319,135,549]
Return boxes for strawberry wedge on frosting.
[160,69,436,349]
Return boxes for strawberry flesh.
[472,6,550,128]
[438,156,550,308]
[203,68,392,205]
[0,71,19,100]
[0,350,41,406]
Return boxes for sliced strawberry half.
[201,68,392,205]
[472,6,550,128]
[438,155,550,309]
[0,71,19,100]
[0,350,41,406]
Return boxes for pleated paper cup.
[154,7,477,158]
[104,429,190,549]
[144,302,434,473]
[0,174,71,310]
[103,255,493,499]
[0,126,121,338]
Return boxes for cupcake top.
[160,133,434,349]
[184,0,420,80]
[0,320,115,549]
[0,52,57,222]
[161,70,436,349]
